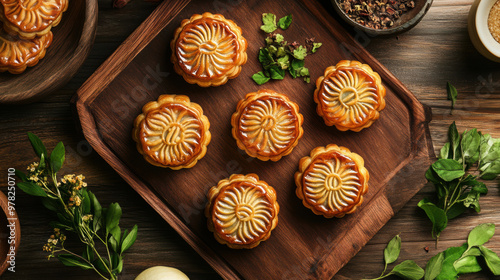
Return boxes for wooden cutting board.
[74,0,434,279]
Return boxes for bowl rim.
[476,0,500,57]
[0,0,98,104]
[331,0,434,36]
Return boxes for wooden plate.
[0,1,98,104]
[75,0,434,279]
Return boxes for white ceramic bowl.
[469,0,500,62]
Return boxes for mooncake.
[314,60,386,132]
[295,144,369,218]
[171,12,248,87]
[205,174,279,249]
[0,25,52,74]
[132,94,211,170]
[0,0,69,39]
[231,89,304,161]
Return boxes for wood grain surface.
[0,0,498,280]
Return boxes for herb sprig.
[419,121,500,241]
[16,133,138,280]
[367,224,500,280]
[252,13,322,85]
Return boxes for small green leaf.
[269,66,285,80]
[27,132,47,158]
[447,82,458,110]
[445,203,466,220]
[289,59,304,78]
[448,122,461,160]
[105,203,122,233]
[418,199,448,239]
[384,235,401,266]
[436,243,467,280]
[467,223,495,248]
[121,224,138,254]
[480,160,500,180]
[81,189,91,215]
[461,129,481,166]
[89,191,102,232]
[277,14,292,29]
[108,235,119,253]
[425,252,444,280]
[260,13,277,33]
[49,141,65,173]
[311,42,322,53]
[94,258,110,274]
[111,252,123,274]
[453,255,482,274]
[15,169,28,182]
[431,159,465,182]
[57,254,93,270]
[39,153,46,170]
[463,190,481,212]
[425,167,442,184]
[390,260,425,280]
[292,45,307,60]
[438,142,451,160]
[17,181,48,197]
[275,34,284,44]
[276,55,290,69]
[251,71,270,85]
[480,246,500,275]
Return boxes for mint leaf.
[461,129,481,166]
[449,122,461,160]
[479,246,500,275]
[431,159,465,182]
[27,132,47,159]
[390,260,425,280]
[50,141,65,173]
[260,13,277,33]
[447,82,458,111]
[292,45,307,60]
[277,55,290,69]
[439,142,451,160]
[418,199,448,239]
[252,72,270,85]
[467,223,495,248]
[384,235,401,267]
[312,42,322,53]
[424,252,444,280]
[453,255,482,274]
[275,34,284,44]
[436,243,467,280]
[269,66,285,80]
[277,14,292,29]
[480,160,500,179]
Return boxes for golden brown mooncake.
[231,89,304,161]
[0,0,69,39]
[205,174,279,249]
[314,60,386,132]
[295,144,369,218]
[0,25,52,74]
[132,95,211,170]
[170,12,248,87]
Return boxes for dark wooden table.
[0,0,499,279]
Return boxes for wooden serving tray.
[75,0,434,279]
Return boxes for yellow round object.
[135,266,190,280]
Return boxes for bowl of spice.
[333,0,433,36]
[468,0,500,62]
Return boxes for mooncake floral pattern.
[314,60,386,132]
[295,144,369,218]
[133,95,211,170]
[0,0,68,38]
[0,26,52,74]
[171,12,247,87]
[232,90,303,161]
[206,174,279,249]
[214,183,274,244]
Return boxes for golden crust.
[170,12,248,87]
[314,60,386,132]
[132,94,211,170]
[231,89,304,161]
[295,144,369,218]
[0,25,52,74]
[205,174,279,249]
[0,0,68,39]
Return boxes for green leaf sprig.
[364,235,425,280]
[419,121,500,241]
[253,13,322,85]
[16,133,138,280]
[424,223,500,280]
[447,82,458,113]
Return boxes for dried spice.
[337,0,415,30]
